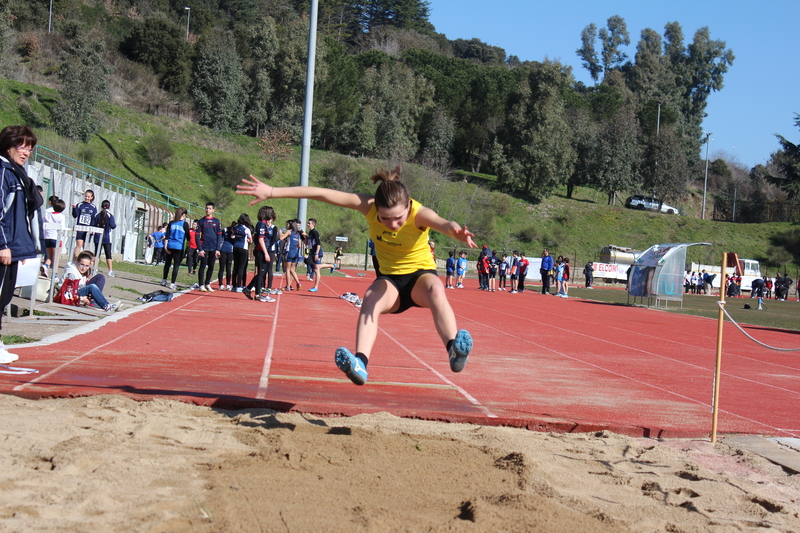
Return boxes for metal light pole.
[48,0,53,33]
[184,7,191,40]
[701,132,712,220]
[297,0,319,225]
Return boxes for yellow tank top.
[366,199,436,275]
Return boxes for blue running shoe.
[449,330,472,372]
[335,348,368,385]
[308,287,319,292]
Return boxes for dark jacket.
[0,157,42,261]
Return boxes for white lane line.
[454,298,800,397]
[13,296,204,392]
[379,328,497,418]
[256,295,281,399]
[457,315,797,438]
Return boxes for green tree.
[599,15,630,74]
[353,61,434,162]
[120,15,192,95]
[268,17,328,140]
[578,15,630,80]
[315,36,361,150]
[190,33,247,134]
[641,124,689,201]
[770,114,800,199]
[355,0,433,34]
[588,105,642,204]
[420,108,455,173]
[51,35,111,143]
[493,62,577,200]
[245,17,278,136]
[576,23,602,83]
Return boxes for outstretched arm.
[237,175,373,215]
[415,207,477,248]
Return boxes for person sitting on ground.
[238,167,476,386]
[64,251,122,312]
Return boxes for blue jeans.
[78,284,109,309]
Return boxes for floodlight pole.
[701,132,712,220]
[48,0,53,33]
[184,7,191,41]
[297,0,319,225]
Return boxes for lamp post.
[702,132,712,220]
[48,0,53,33]
[184,7,190,40]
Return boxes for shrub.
[204,155,249,188]
[141,133,175,168]
[321,154,363,193]
[516,225,539,243]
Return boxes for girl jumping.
[238,167,475,386]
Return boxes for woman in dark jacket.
[0,125,43,364]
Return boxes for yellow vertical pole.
[711,253,727,443]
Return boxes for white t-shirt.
[43,207,67,240]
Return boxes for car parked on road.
[624,195,680,215]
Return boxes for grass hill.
[3,77,799,276]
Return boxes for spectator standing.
[231,213,252,292]
[780,274,793,300]
[488,250,499,292]
[150,226,165,265]
[244,206,277,302]
[517,252,529,293]
[764,276,773,299]
[0,125,43,364]
[540,248,554,295]
[455,250,467,288]
[195,202,222,292]
[445,251,455,289]
[368,238,380,275]
[561,257,571,297]
[92,199,116,276]
[508,251,519,293]
[306,218,337,292]
[217,222,235,290]
[584,261,594,289]
[186,220,198,275]
[71,190,96,262]
[42,196,66,281]
[498,253,509,291]
[333,246,343,272]
[162,207,189,290]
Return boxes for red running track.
[3,271,800,438]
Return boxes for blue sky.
[428,0,799,170]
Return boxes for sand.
[0,394,798,532]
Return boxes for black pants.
[0,262,19,333]
[186,248,197,273]
[162,248,185,283]
[232,247,249,288]
[197,251,217,286]
[518,272,526,292]
[540,269,550,294]
[218,250,233,286]
[247,250,270,294]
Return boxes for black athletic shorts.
[378,269,437,314]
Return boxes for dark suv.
[624,195,680,215]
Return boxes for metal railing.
[32,145,202,219]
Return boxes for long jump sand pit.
[1,394,799,532]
